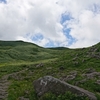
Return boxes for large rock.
[33,76,97,100]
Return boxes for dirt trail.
[0,75,10,100]
[0,69,28,100]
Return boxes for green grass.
[8,80,35,100]
[39,92,89,100]
[0,41,100,100]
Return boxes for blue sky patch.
[92,4,100,13]
[60,12,72,24]
[45,40,55,47]
[63,28,76,46]
[45,39,62,47]
[32,34,43,42]
[60,12,76,46]
[0,0,7,3]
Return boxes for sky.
[0,0,100,48]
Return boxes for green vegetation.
[0,41,100,100]
[39,92,89,100]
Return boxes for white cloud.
[0,0,67,46]
[61,0,100,48]
[0,0,100,48]
[66,8,100,48]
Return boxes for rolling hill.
[0,41,100,100]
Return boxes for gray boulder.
[33,76,97,100]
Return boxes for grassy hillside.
[0,41,100,100]
[0,41,61,64]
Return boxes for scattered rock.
[64,75,76,81]
[63,71,77,81]
[76,54,78,57]
[82,59,85,63]
[73,61,79,65]
[92,53,100,59]
[88,47,98,52]
[84,68,96,74]
[75,79,87,85]
[69,71,77,76]
[95,80,100,85]
[72,57,77,61]
[33,76,97,100]
[8,69,33,81]
[83,71,100,79]
[36,63,44,68]
[87,47,100,59]
[8,71,26,80]
[24,90,29,95]
[46,67,52,70]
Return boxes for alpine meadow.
[0,40,100,100]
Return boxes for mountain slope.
[0,41,100,100]
[0,41,63,64]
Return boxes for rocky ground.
[0,67,100,100]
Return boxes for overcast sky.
[0,0,100,48]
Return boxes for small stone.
[36,63,44,68]
[46,67,52,70]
